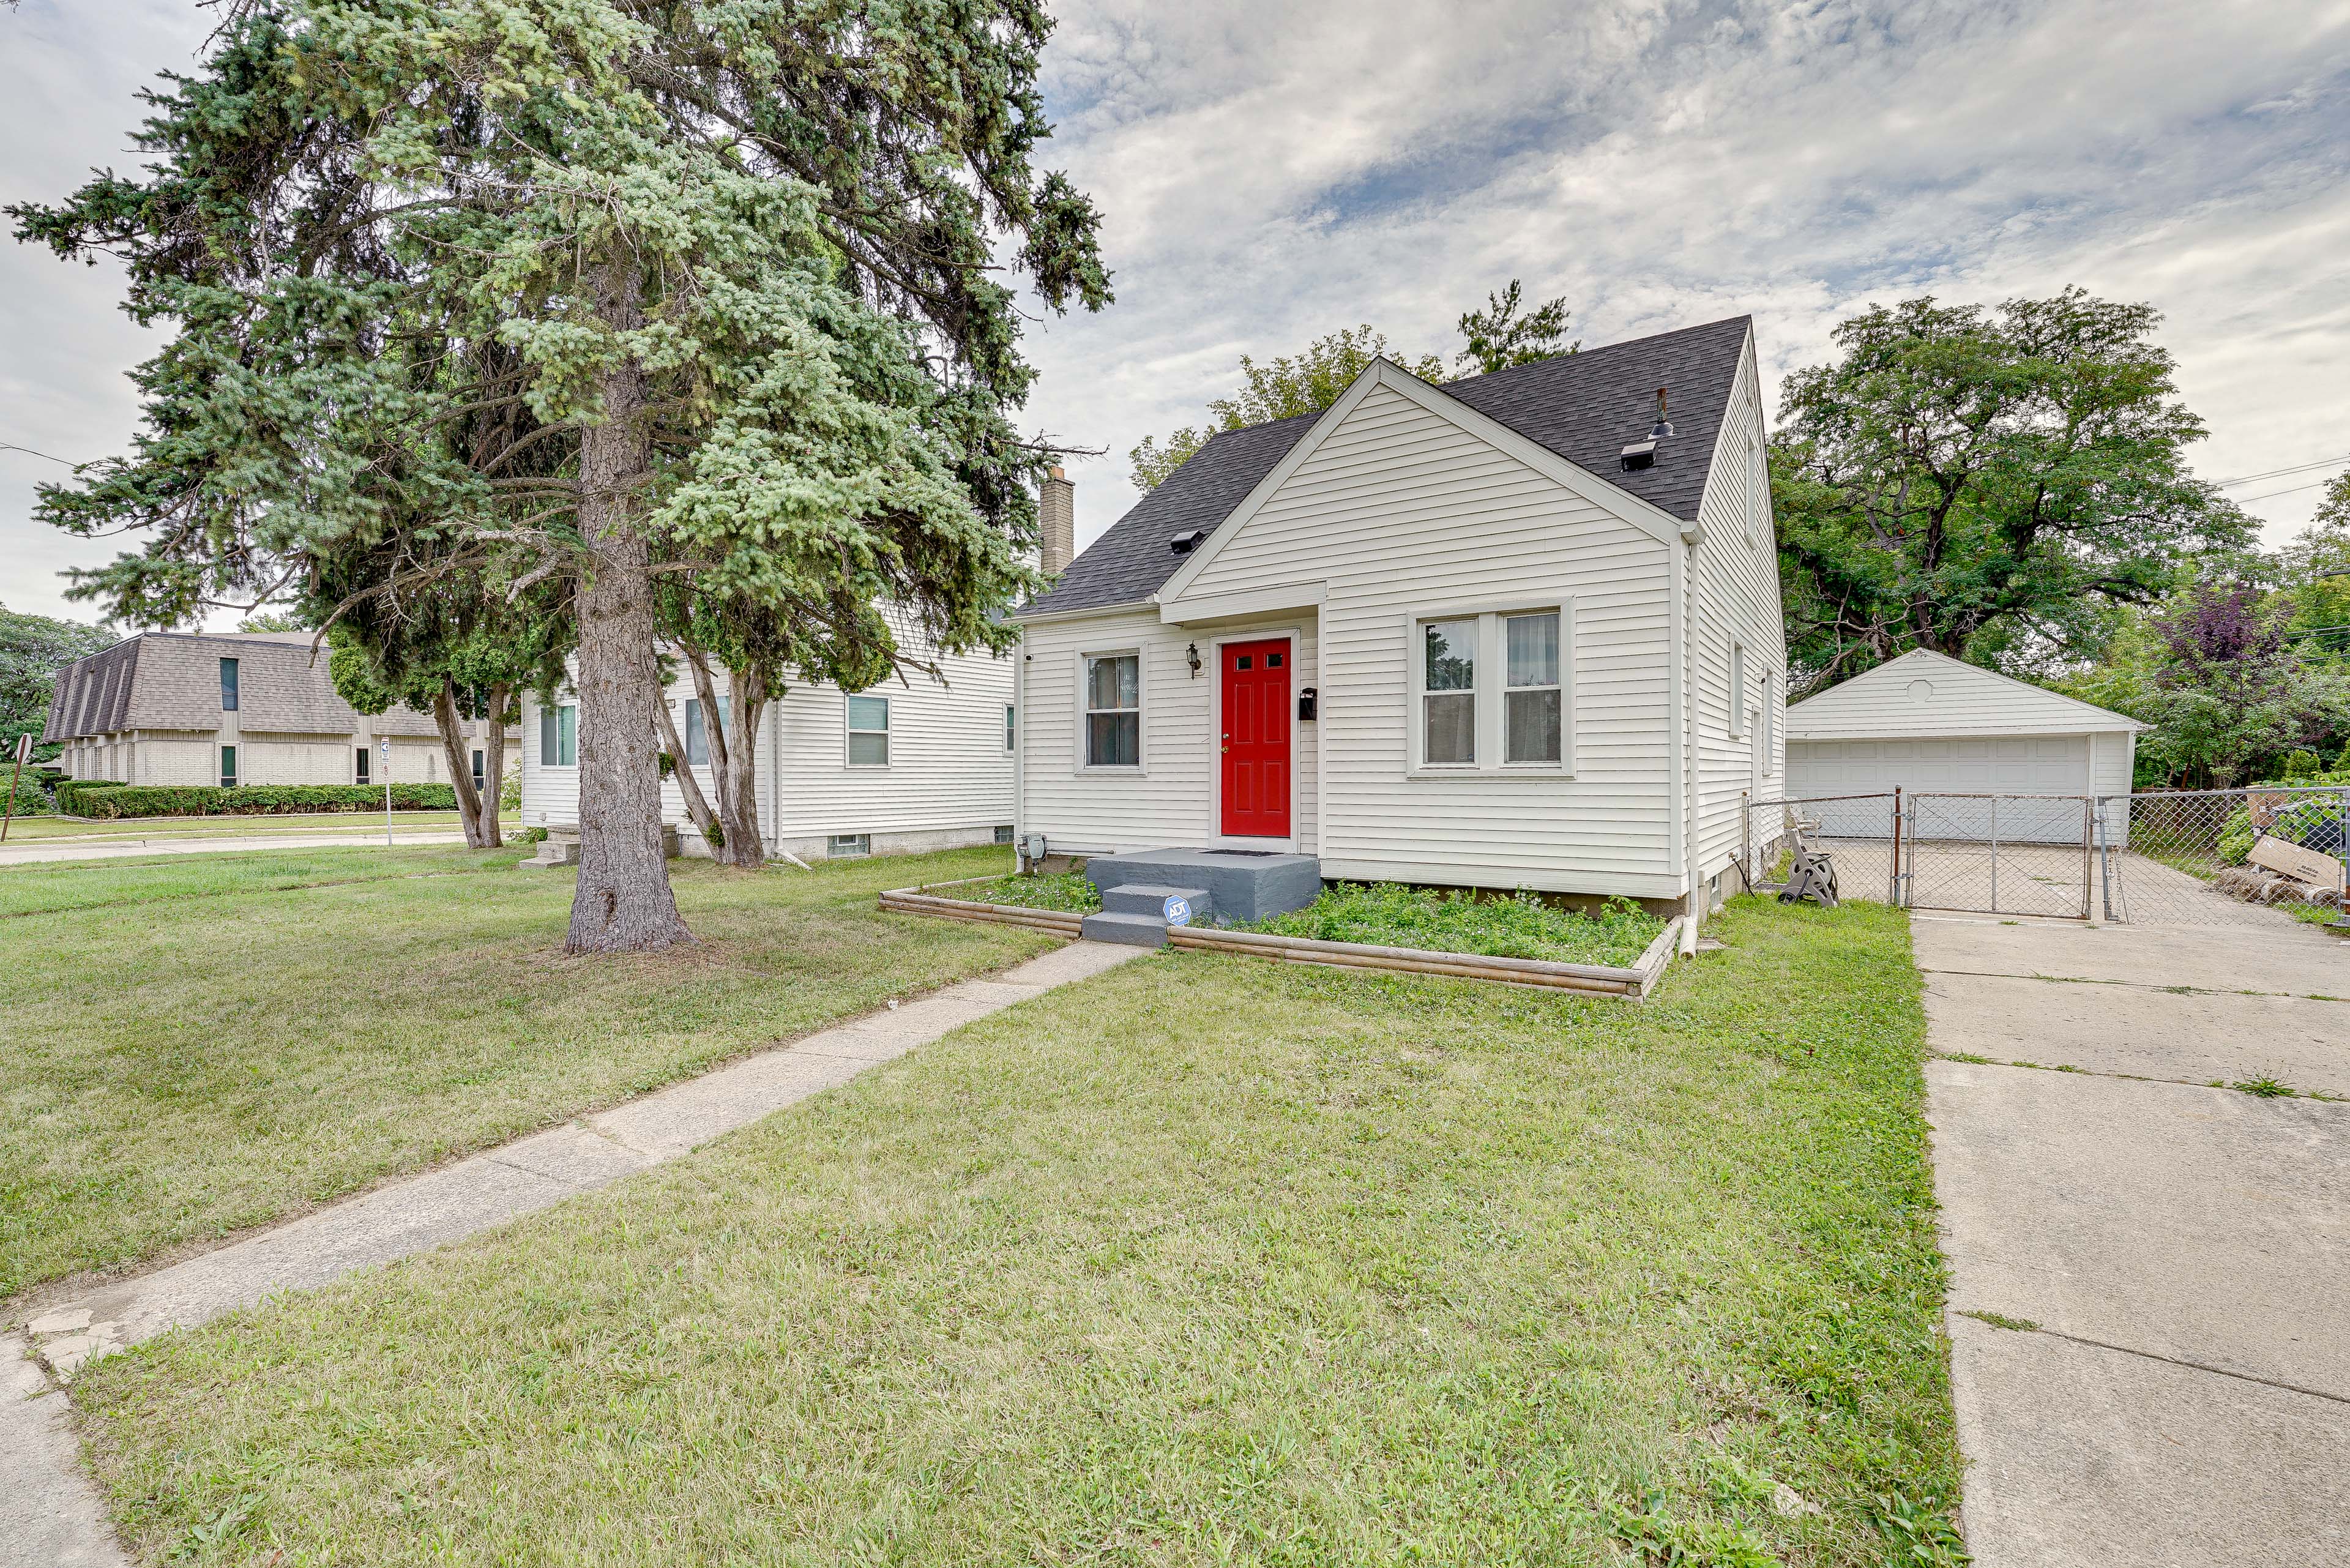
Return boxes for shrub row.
[4,771,54,818]
[51,782,460,819]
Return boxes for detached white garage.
[1786,650,2141,841]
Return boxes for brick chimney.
[1039,465,1075,578]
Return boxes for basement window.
[827,832,871,858]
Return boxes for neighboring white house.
[1011,316,1789,915]
[518,630,1020,861]
[1784,649,2142,809]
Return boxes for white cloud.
[2,0,2345,625]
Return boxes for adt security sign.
[1162,894,1193,927]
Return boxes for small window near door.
[1084,653,1141,767]
[827,832,870,858]
[219,657,239,712]
[219,744,237,788]
[1420,619,1477,766]
[1004,704,1016,752]
[355,747,371,786]
[846,695,890,766]
[1504,611,1562,764]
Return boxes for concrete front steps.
[1080,883,1214,947]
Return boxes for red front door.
[1220,638,1292,838]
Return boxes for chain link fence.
[2096,786,2349,925]
[1738,785,2349,926]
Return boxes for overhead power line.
[0,441,80,467]
[2235,477,2340,506]
[2214,453,2350,488]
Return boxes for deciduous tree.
[1772,289,2248,693]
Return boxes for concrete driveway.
[1918,912,2350,1564]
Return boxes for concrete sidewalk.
[1919,913,2350,1564]
[2,938,1142,1567]
[0,829,468,866]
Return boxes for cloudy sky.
[3,0,2346,627]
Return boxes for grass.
[0,843,1051,1298]
[0,809,501,842]
[1245,881,1668,968]
[961,870,1102,911]
[72,896,1961,1566]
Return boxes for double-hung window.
[1004,704,1016,753]
[1419,620,1478,766]
[539,702,578,766]
[219,744,237,788]
[684,696,730,767]
[219,657,239,712]
[1412,605,1572,773]
[846,695,890,766]
[354,746,371,786]
[471,749,486,794]
[1083,653,1140,767]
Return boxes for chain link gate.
[1742,786,2350,927]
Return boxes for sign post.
[1,733,29,843]
[379,737,394,846]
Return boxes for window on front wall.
[1504,611,1562,764]
[219,657,239,711]
[219,744,237,788]
[1005,704,1016,753]
[472,749,485,793]
[354,746,370,786]
[539,702,577,766]
[1420,619,1477,766]
[1084,653,1140,767]
[847,694,890,766]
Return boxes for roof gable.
[1023,315,1751,618]
[1786,649,2144,738]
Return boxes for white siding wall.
[1689,340,1789,884]
[520,637,1015,851]
[1030,379,1680,897]
[1016,609,1320,856]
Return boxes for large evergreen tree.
[15,0,1109,952]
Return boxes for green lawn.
[1,808,499,842]
[1,844,1050,1297]
[72,897,1963,1566]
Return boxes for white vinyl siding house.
[520,632,1015,861]
[1014,317,1788,914]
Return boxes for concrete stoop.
[1080,883,1214,947]
[1081,848,1322,925]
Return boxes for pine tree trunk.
[715,662,767,869]
[431,679,488,849]
[565,256,693,954]
[652,691,721,848]
[479,684,509,848]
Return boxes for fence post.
[1890,787,1904,906]
[2340,789,2349,927]
[2095,798,2116,922]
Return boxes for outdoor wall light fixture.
[1187,642,1202,676]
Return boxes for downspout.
[1682,529,1704,957]
[1013,625,1028,869]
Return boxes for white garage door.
[1789,735,2089,841]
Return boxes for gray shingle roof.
[42,632,477,742]
[1023,315,1751,618]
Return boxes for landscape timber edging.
[879,877,1682,998]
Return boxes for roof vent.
[1622,387,1672,472]
[1169,527,1213,555]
